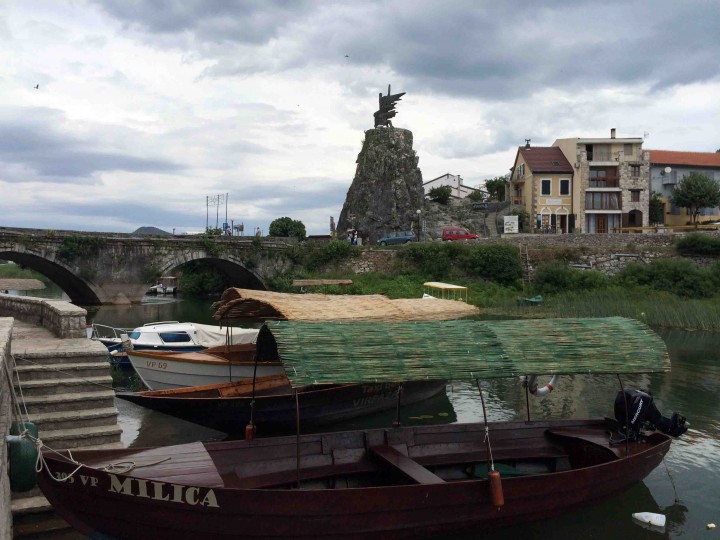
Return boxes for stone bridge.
[0,227,295,305]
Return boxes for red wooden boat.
[115,375,448,434]
[36,318,686,538]
[38,418,671,539]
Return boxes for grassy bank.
[0,263,51,283]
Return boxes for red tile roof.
[649,150,720,168]
[517,146,574,174]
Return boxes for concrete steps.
[10,330,123,519]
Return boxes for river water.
[21,290,720,538]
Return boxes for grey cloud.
[0,108,182,181]
[94,0,720,99]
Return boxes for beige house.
[509,144,575,233]
[553,129,650,233]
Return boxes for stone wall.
[0,295,87,338]
[0,318,13,539]
[335,231,720,278]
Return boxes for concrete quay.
[1,295,122,539]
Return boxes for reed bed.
[543,288,720,331]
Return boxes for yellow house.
[510,143,575,233]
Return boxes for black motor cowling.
[614,388,689,440]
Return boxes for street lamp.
[416,209,422,241]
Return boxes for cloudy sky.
[2,1,719,235]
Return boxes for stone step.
[14,361,111,382]
[35,424,123,450]
[12,349,110,366]
[14,376,114,397]
[20,390,116,414]
[26,407,119,432]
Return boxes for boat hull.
[37,419,671,540]
[116,380,448,434]
[126,348,283,390]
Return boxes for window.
[630,165,641,177]
[159,332,192,343]
[560,179,570,196]
[630,190,640,202]
[586,192,621,210]
[589,169,606,187]
[624,144,633,157]
[541,179,551,195]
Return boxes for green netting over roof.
[259,317,669,386]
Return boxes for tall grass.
[543,287,720,330]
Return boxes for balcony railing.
[587,150,611,161]
[588,176,619,188]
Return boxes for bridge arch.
[154,252,267,292]
[0,249,102,305]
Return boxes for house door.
[557,214,567,234]
[596,215,608,234]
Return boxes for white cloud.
[0,0,719,236]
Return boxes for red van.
[442,227,478,241]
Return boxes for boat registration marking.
[51,472,219,508]
[145,360,168,369]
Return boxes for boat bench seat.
[228,459,377,489]
[546,428,622,459]
[414,445,568,467]
[369,445,446,485]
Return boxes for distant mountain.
[133,226,171,235]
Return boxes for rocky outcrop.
[338,128,424,243]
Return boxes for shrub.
[427,186,452,205]
[269,217,306,240]
[676,233,720,257]
[613,258,716,298]
[533,261,607,294]
[301,240,358,271]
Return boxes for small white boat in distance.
[422,282,468,302]
[123,344,283,390]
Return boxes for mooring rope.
[5,352,167,483]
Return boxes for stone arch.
[0,248,102,305]
[154,251,267,292]
[628,209,643,230]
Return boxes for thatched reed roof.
[259,317,669,385]
[213,288,479,322]
[0,279,46,291]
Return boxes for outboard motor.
[614,388,689,441]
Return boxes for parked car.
[376,230,416,245]
[472,202,488,211]
[442,227,478,241]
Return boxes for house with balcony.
[649,150,720,226]
[509,143,575,233]
[554,129,650,233]
[423,173,484,201]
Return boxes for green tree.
[649,191,665,225]
[269,217,307,240]
[484,176,507,201]
[427,185,452,205]
[670,172,720,224]
[467,189,485,202]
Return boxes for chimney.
[610,128,616,139]
[525,138,531,149]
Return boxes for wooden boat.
[37,317,686,539]
[124,343,282,390]
[116,375,448,434]
[37,418,673,540]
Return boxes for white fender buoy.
[525,375,560,397]
[632,512,666,528]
